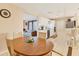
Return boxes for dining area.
[4,32,54,56]
[1,3,79,56]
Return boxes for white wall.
[23,14,37,21]
[56,19,66,31]
[0,4,24,55]
[55,18,72,45]
[0,4,23,34]
[38,17,49,27]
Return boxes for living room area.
[0,3,79,56]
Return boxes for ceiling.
[15,3,79,19]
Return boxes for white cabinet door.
[56,19,66,32]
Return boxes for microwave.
[66,21,76,28]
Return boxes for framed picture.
[0,9,11,18]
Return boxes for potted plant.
[25,38,34,47]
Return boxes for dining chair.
[13,32,23,56]
[49,29,73,56]
[6,39,15,56]
[37,32,46,47]
[38,32,47,39]
[0,33,10,56]
[66,29,76,56]
[37,32,53,56]
[51,42,72,56]
[6,32,16,56]
[6,32,23,56]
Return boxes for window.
[28,20,38,31]
[48,20,55,29]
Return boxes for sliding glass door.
[28,20,38,31]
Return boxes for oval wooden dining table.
[13,37,54,56]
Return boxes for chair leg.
[43,51,52,56]
[15,53,20,56]
[52,50,63,56]
[67,46,72,56]
[8,47,13,56]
